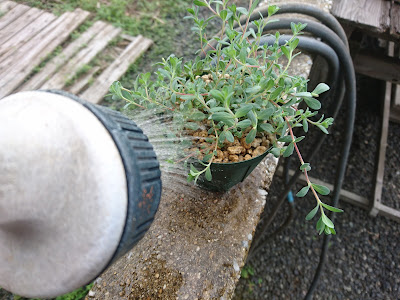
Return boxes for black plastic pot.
[194,148,271,192]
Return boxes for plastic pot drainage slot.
[0,90,161,299]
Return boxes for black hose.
[248,35,340,257]
[259,35,340,91]
[249,3,349,49]
[247,158,295,261]
[202,6,356,297]
[245,17,356,300]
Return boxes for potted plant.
[109,0,342,235]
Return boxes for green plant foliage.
[109,0,342,234]
[8,283,93,300]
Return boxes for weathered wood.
[389,104,400,123]
[40,24,121,90]
[80,35,153,104]
[390,3,400,36]
[0,1,17,14]
[0,7,43,42]
[0,3,29,30]
[370,80,391,217]
[331,0,400,41]
[68,66,100,95]
[331,0,391,31]
[0,11,55,60]
[20,20,108,92]
[0,9,90,98]
[276,167,370,209]
[353,51,400,84]
[277,167,400,222]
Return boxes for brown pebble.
[244,154,252,160]
[251,138,262,148]
[262,136,270,147]
[233,138,241,146]
[227,146,245,155]
[223,158,229,163]
[240,137,251,149]
[155,273,160,278]
[238,155,244,162]
[214,158,223,163]
[253,146,267,157]
[217,150,224,159]
[229,155,239,162]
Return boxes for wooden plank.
[277,167,400,222]
[0,9,90,99]
[331,0,391,31]
[276,167,370,209]
[0,3,29,30]
[390,3,400,37]
[0,7,43,42]
[80,35,153,104]
[20,20,108,91]
[40,24,121,90]
[0,1,18,14]
[390,105,400,123]
[370,80,391,217]
[68,66,100,94]
[353,51,400,84]
[0,11,55,60]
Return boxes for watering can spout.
[0,90,161,298]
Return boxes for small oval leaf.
[296,185,310,197]
[305,205,319,220]
[312,184,330,195]
[245,128,257,144]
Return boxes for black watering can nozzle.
[0,90,161,298]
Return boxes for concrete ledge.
[88,155,279,300]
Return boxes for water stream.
[124,108,203,198]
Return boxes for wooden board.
[20,20,109,91]
[0,1,17,14]
[40,24,121,90]
[0,7,43,43]
[331,0,391,31]
[0,3,29,30]
[0,11,56,60]
[80,35,153,104]
[391,3,400,36]
[68,66,100,95]
[331,0,400,40]
[353,51,400,84]
[0,9,90,98]
[0,4,153,101]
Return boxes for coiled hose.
[202,4,356,297]
[242,13,356,300]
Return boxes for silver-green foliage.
[109,0,342,235]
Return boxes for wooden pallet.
[0,1,153,103]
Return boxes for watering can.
[0,90,162,298]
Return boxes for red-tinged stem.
[206,42,217,51]
[285,116,322,204]
[240,0,252,43]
